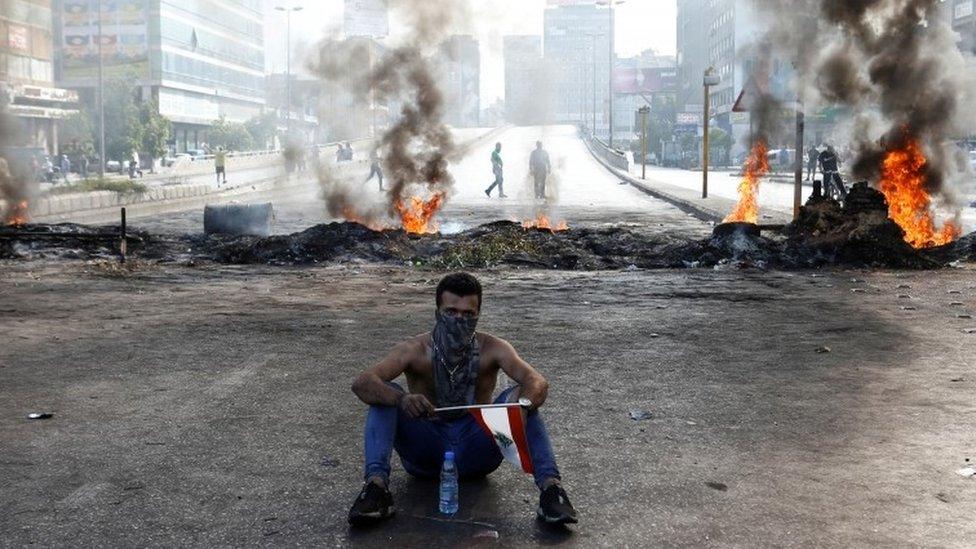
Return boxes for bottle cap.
[444,451,455,461]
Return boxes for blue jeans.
[363,383,561,488]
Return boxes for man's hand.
[398,393,435,418]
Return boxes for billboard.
[344,0,389,38]
[613,68,678,95]
[61,0,149,80]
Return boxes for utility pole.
[702,67,720,199]
[586,34,599,137]
[97,0,105,177]
[275,4,303,138]
[639,105,650,180]
[794,103,805,219]
[597,0,624,147]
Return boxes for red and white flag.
[469,406,534,475]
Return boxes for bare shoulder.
[477,332,517,357]
[396,333,430,361]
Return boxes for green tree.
[208,116,254,151]
[140,100,170,161]
[708,127,732,166]
[102,78,142,163]
[59,109,95,157]
[245,112,278,150]
[647,94,678,160]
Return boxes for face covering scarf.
[431,310,480,420]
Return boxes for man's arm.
[488,337,549,410]
[351,342,412,406]
[351,340,436,417]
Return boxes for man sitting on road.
[529,141,552,200]
[347,273,578,526]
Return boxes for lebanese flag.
[470,406,533,475]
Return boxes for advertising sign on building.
[613,68,678,95]
[344,0,389,38]
[61,0,150,80]
[8,25,30,52]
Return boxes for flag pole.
[433,398,532,413]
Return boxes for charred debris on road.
[2,184,974,271]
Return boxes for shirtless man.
[348,273,578,526]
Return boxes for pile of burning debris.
[2,196,973,270]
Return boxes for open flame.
[724,140,769,224]
[878,138,960,249]
[4,200,29,226]
[394,192,444,234]
[523,214,568,232]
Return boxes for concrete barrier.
[26,127,507,226]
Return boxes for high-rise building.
[949,0,976,53]
[2,0,80,155]
[677,0,795,160]
[613,51,677,146]
[437,35,480,128]
[54,0,266,153]
[503,35,545,125]
[543,2,612,137]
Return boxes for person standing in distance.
[484,143,507,198]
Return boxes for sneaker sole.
[536,507,578,525]
[348,507,394,526]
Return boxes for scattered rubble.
[3,184,975,270]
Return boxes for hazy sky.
[266,0,677,104]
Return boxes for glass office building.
[2,0,79,155]
[55,0,265,153]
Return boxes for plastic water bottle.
[439,451,459,515]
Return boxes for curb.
[581,135,793,225]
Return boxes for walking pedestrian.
[129,150,143,179]
[365,148,384,191]
[806,146,818,181]
[529,141,551,199]
[60,154,71,183]
[484,142,506,198]
[214,146,227,186]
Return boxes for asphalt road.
[129,126,716,239]
[1,263,975,547]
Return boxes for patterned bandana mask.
[431,310,480,417]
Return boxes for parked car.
[186,149,208,159]
[162,153,192,167]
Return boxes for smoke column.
[308,0,470,232]
[749,0,976,236]
[0,97,32,224]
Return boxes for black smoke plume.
[750,0,976,210]
[308,0,469,227]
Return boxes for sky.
[265,0,678,105]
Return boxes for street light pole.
[639,105,649,180]
[702,66,720,199]
[597,0,624,148]
[585,34,599,137]
[275,4,303,139]
[97,0,105,177]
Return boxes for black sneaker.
[537,484,578,524]
[348,481,394,526]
